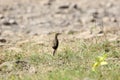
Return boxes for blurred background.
[0,0,120,42]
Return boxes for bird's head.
[56,33,61,36]
[55,33,61,38]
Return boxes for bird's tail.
[53,49,56,56]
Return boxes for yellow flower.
[92,54,108,72]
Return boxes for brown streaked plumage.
[52,33,60,56]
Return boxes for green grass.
[0,38,120,80]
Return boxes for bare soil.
[0,0,120,43]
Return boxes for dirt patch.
[0,0,120,43]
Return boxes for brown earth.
[0,0,120,44]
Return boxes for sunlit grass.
[0,36,120,80]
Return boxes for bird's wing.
[52,39,56,47]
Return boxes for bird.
[52,33,60,56]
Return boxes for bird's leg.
[53,49,56,56]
